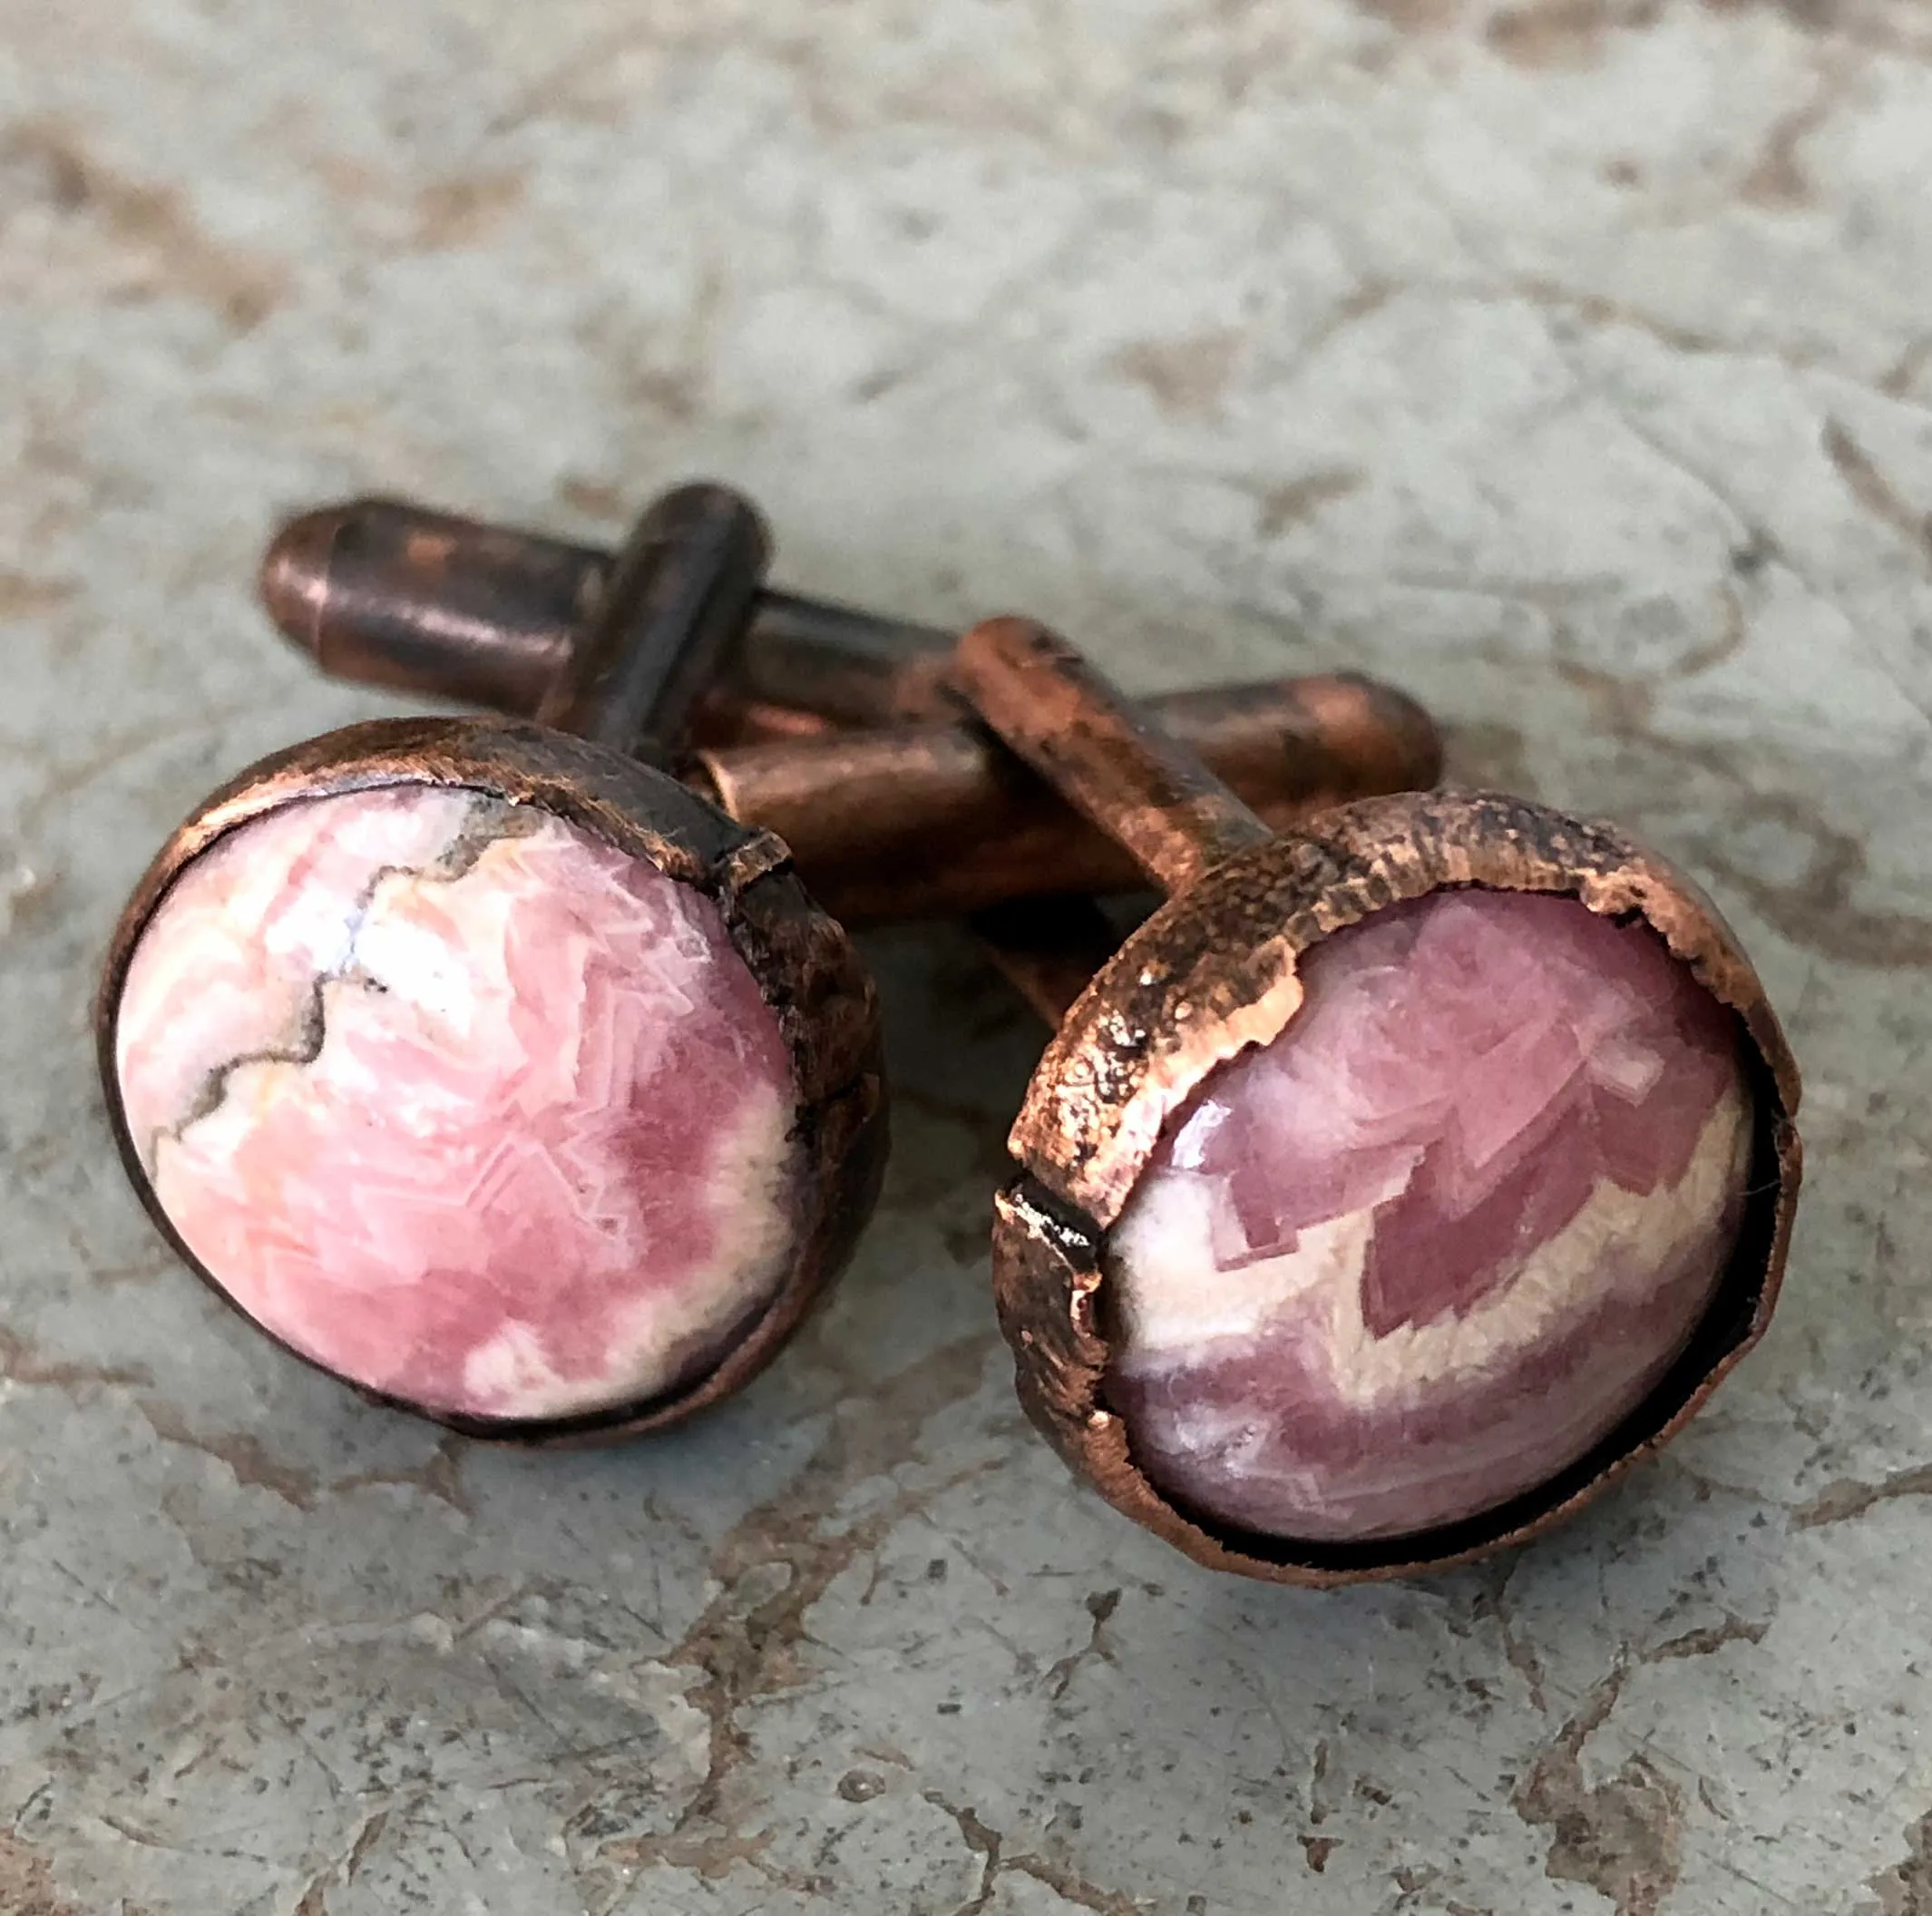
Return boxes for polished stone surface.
[1,6,1927,1911]
[115,786,800,1421]
[1109,890,1751,1543]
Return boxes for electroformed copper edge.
[94,715,887,1445]
[992,786,1802,1587]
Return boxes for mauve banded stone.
[1107,888,1752,1545]
[113,785,803,1422]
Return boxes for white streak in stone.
[1115,1189,1377,1350]
[118,787,480,1170]
[1115,1084,1751,1415]
[119,787,804,1422]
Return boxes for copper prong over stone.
[952,616,1802,1587]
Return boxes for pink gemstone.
[113,786,803,1422]
[1107,889,1752,1544]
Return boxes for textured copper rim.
[991,787,1802,1585]
[95,715,888,1444]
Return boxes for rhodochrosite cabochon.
[1107,888,1751,1544]
[112,782,805,1422]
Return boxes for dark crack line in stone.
[153,793,530,1155]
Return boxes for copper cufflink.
[956,619,1799,1585]
[96,481,1800,1585]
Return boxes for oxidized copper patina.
[956,616,1801,1586]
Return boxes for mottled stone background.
[1,3,1929,1911]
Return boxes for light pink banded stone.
[1107,889,1752,1544]
[114,786,802,1422]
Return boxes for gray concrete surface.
[2,3,1930,1911]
